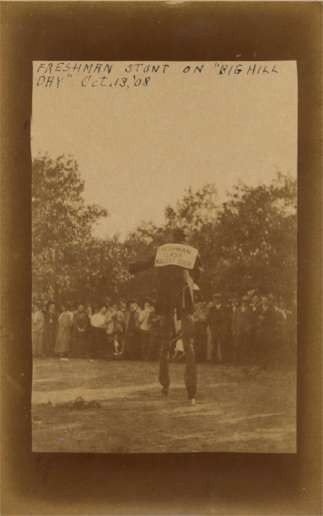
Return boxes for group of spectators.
[195,292,296,367]
[32,290,296,367]
[32,298,158,361]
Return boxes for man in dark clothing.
[231,297,251,364]
[248,295,262,364]
[231,298,240,363]
[129,228,202,404]
[72,304,90,358]
[124,300,140,360]
[207,294,230,363]
[258,296,279,368]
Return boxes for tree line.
[32,154,297,307]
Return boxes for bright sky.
[32,61,297,238]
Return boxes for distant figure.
[55,304,73,357]
[193,301,208,362]
[258,296,279,368]
[207,294,230,363]
[138,299,154,360]
[72,304,90,358]
[91,305,108,358]
[104,303,116,358]
[114,300,127,357]
[248,294,261,362]
[129,228,202,405]
[43,303,57,357]
[32,302,45,357]
[231,297,251,364]
[86,304,93,318]
[124,300,140,360]
[287,298,297,366]
[230,298,240,363]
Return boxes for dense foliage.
[32,155,297,307]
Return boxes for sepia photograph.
[31,60,297,454]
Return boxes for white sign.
[154,244,198,270]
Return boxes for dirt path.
[32,379,238,405]
[32,359,296,453]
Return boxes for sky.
[32,61,297,239]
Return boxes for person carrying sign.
[129,228,202,405]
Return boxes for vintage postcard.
[31,60,297,453]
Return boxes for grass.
[32,359,296,453]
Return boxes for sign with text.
[154,244,198,270]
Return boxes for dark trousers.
[211,333,226,363]
[71,331,88,358]
[126,331,140,360]
[232,332,249,364]
[92,327,107,358]
[140,330,152,360]
[44,326,56,356]
[158,313,197,400]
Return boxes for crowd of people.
[32,290,296,368]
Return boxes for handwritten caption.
[34,62,280,89]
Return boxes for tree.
[164,183,218,234]
[70,236,132,303]
[33,154,296,308]
[32,154,107,303]
[214,173,297,302]
[122,175,296,305]
[121,184,220,300]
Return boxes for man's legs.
[206,326,213,361]
[182,314,197,401]
[158,314,173,394]
[140,330,150,360]
[216,336,223,363]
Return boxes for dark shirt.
[207,304,230,337]
[231,307,251,336]
[127,311,139,334]
[44,312,57,336]
[73,312,89,333]
[129,249,202,318]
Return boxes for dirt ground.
[32,359,296,453]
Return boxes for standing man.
[124,300,141,360]
[207,293,230,363]
[138,299,154,360]
[72,304,90,358]
[231,296,251,364]
[230,297,240,363]
[32,302,45,357]
[258,296,279,368]
[129,228,202,405]
[43,302,57,357]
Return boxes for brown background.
[1,2,322,514]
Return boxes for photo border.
[1,2,321,514]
